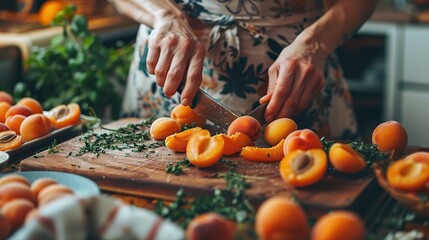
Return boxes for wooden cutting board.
[20,118,381,215]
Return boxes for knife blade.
[178,85,239,130]
[248,102,268,126]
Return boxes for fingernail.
[181,98,190,106]
[266,114,274,123]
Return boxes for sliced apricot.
[256,196,309,240]
[228,116,261,142]
[328,143,367,174]
[372,120,408,155]
[165,127,202,152]
[218,132,253,156]
[241,139,285,162]
[0,91,13,105]
[48,103,81,129]
[283,129,322,156]
[5,105,33,119]
[264,118,298,146]
[5,115,26,135]
[280,149,327,187]
[0,130,22,151]
[387,155,429,192]
[311,211,365,240]
[171,104,207,127]
[0,102,11,123]
[186,129,224,168]
[16,97,43,114]
[150,117,182,141]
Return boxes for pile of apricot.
[0,174,75,238]
[0,91,81,151]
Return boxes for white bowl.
[0,151,9,169]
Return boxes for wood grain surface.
[20,118,381,215]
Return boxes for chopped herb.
[33,154,44,159]
[220,159,238,167]
[166,158,191,175]
[48,139,59,154]
[350,141,390,165]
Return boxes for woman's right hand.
[146,15,206,106]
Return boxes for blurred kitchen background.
[1,0,429,146]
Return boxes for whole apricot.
[328,143,367,174]
[20,114,47,142]
[311,211,365,240]
[0,174,30,187]
[0,101,11,123]
[5,114,26,135]
[30,177,58,198]
[0,182,36,207]
[171,104,207,127]
[0,212,12,239]
[149,117,182,140]
[186,213,236,240]
[228,116,261,142]
[0,91,13,105]
[372,120,408,155]
[5,105,33,119]
[256,196,309,240]
[37,184,74,202]
[16,97,43,114]
[283,129,322,156]
[1,199,36,231]
[264,118,298,146]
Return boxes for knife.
[177,85,239,130]
[248,102,268,126]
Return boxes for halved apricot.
[186,129,224,168]
[150,117,182,141]
[218,132,253,156]
[0,102,11,123]
[328,143,367,174]
[264,118,298,146]
[280,149,327,187]
[0,91,13,105]
[5,115,26,135]
[48,103,81,129]
[0,130,22,151]
[283,129,322,156]
[240,139,285,162]
[165,127,202,152]
[170,104,207,127]
[16,97,43,114]
[387,153,429,192]
[228,116,261,142]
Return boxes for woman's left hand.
[260,36,326,123]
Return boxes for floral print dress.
[121,0,358,139]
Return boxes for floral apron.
[121,0,358,139]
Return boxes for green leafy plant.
[15,5,134,119]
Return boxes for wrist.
[295,29,331,62]
[153,9,187,26]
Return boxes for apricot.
[0,102,11,123]
[5,105,33,119]
[171,104,207,127]
[186,213,236,240]
[0,212,12,239]
[372,120,408,155]
[328,143,367,174]
[48,103,81,129]
[255,196,309,240]
[1,199,36,231]
[30,177,58,198]
[228,116,261,142]
[0,122,9,132]
[0,182,36,208]
[186,129,224,168]
[280,149,327,187]
[0,91,13,105]
[218,132,253,156]
[40,113,52,134]
[241,139,285,162]
[5,114,26,135]
[264,118,298,146]
[283,129,322,156]
[311,211,365,240]
[16,97,43,114]
[37,184,74,202]
[0,130,23,151]
[0,174,30,187]
[20,114,48,142]
[38,191,74,208]
[150,117,182,140]
[165,127,202,152]
[387,152,429,192]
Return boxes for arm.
[108,0,205,106]
[262,0,376,122]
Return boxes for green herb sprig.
[166,158,192,175]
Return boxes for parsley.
[166,158,192,175]
[48,139,59,154]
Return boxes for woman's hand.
[146,16,206,106]
[261,35,326,123]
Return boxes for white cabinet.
[400,90,429,147]
[403,26,429,85]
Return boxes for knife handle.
[177,82,198,109]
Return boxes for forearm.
[108,0,186,28]
[297,0,376,59]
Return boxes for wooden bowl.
[373,161,429,217]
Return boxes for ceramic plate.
[0,171,100,197]
[0,151,9,169]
